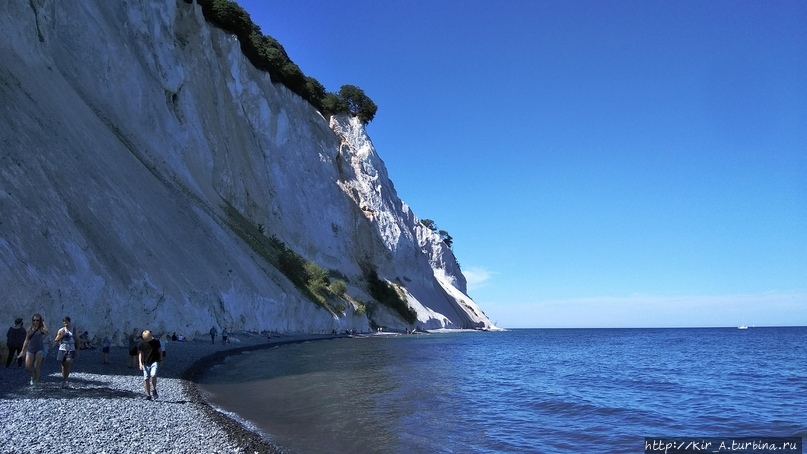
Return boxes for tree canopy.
[338,85,378,124]
[194,0,378,124]
[420,219,436,231]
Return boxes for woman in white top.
[53,316,78,388]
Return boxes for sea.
[198,327,806,453]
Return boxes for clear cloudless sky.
[235,0,806,328]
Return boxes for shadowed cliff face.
[0,0,494,341]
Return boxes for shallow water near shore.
[199,327,807,453]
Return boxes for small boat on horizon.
[738,325,748,330]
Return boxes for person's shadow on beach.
[27,383,139,400]
[7,377,193,404]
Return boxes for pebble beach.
[0,332,335,453]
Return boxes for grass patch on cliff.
[222,202,349,315]
[222,201,282,264]
[365,268,416,324]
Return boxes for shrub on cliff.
[438,230,453,248]
[304,261,329,294]
[278,248,308,288]
[365,268,416,324]
[420,219,453,248]
[329,279,347,296]
[320,93,349,116]
[305,77,328,111]
[201,0,256,37]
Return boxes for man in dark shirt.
[138,330,162,400]
[6,318,26,368]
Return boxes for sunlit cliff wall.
[0,0,494,342]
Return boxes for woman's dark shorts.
[57,350,76,362]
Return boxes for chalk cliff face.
[0,0,495,342]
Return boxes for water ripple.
[200,327,807,453]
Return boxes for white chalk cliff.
[0,0,495,342]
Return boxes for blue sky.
[236,0,806,328]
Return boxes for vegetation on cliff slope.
[221,201,350,315]
[365,268,417,324]
[196,2,421,324]
[420,218,454,249]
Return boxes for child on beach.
[138,330,162,401]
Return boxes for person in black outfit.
[138,330,163,400]
[6,318,26,368]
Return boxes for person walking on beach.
[53,316,78,388]
[18,313,48,385]
[41,330,51,358]
[102,333,111,364]
[5,317,25,368]
[222,327,229,344]
[127,328,140,368]
[160,333,168,360]
[209,326,217,344]
[138,330,162,400]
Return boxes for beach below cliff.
[0,332,333,453]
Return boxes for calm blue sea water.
[199,328,807,453]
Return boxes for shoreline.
[0,332,339,453]
[181,334,341,453]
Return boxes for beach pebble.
[0,333,316,453]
